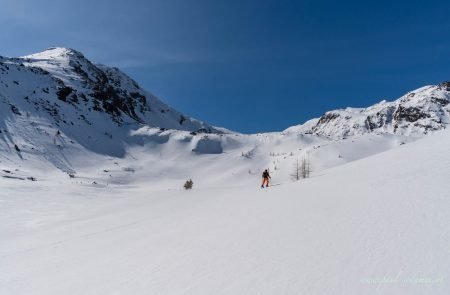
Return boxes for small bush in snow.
[184,179,194,190]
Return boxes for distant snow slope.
[1,127,449,295]
[285,83,450,138]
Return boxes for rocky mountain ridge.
[286,83,450,138]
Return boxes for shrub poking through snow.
[184,179,193,190]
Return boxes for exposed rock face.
[316,112,341,125]
[438,81,450,91]
[394,106,431,123]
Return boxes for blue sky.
[1,0,450,133]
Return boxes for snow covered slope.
[285,83,450,138]
[1,127,449,295]
[0,47,216,161]
[1,47,449,294]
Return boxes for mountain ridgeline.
[1,47,450,173]
[286,83,450,137]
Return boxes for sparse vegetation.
[241,149,255,159]
[123,167,135,173]
[184,179,193,190]
[291,155,311,181]
[301,155,311,179]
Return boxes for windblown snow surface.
[1,128,449,294]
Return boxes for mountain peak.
[0,47,217,160]
[21,47,85,61]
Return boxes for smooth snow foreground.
[1,130,450,295]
